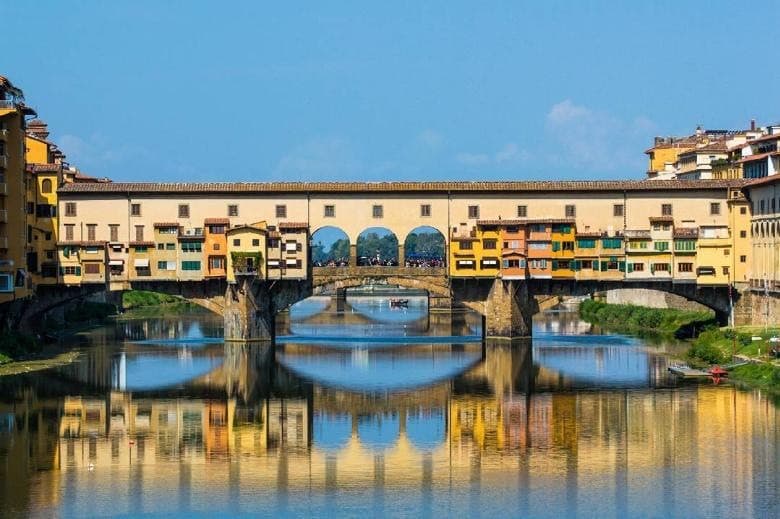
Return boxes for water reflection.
[0,301,777,518]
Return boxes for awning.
[457,260,474,265]
[109,260,124,266]
[134,259,149,268]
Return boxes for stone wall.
[732,290,780,327]
[603,288,711,313]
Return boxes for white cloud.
[545,99,653,172]
[416,129,444,151]
[274,137,361,180]
[56,133,148,174]
[455,142,530,168]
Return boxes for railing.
[233,268,261,276]
[0,100,14,109]
[313,266,446,277]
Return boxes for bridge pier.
[223,277,273,342]
[484,279,536,339]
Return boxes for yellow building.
[727,188,751,287]
[672,228,698,284]
[25,120,61,286]
[226,223,267,282]
[449,222,500,277]
[550,221,575,278]
[696,223,732,286]
[0,75,35,302]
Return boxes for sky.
[4,1,779,183]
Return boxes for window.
[517,205,527,218]
[178,204,190,218]
[480,258,499,269]
[628,241,648,250]
[458,241,473,250]
[209,257,226,270]
[135,225,144,242]
[581,260,593,269]
[65,202,77,216]
[285,240,297,252]
[44,232,51,241]
[678,262,693,273]
[710,203,721,215]
[455,260,475,270]
[577,239,596,249]
[613,204,624,217]
[602,238,622,249]
[740,230,747,238]
[157,261,168,270]
[653,241,669,251]
[134,246,148,253]
[529,259,547,269]
[483,239,497,249]
[740,255,746,263]
[166,243,175,250]
[565,205,576,218]
[468,205,479,219]
[252,239,260,247]
[64,224,74,241]
[373,205,384,218]
[722,266,729,276]
[86,224,97,241]
[233,238,240,246]
[83,263,100,275]
[674,240,695,251]
[181,261,201,271]
[276,205,287,218]
[109,225,119,242]
[157,243,165,250]
[740,207,746,215]
[723,248,730,256]
[420,204,431,217]
[324,205,335,217]
[131,203,141,216]
[562,241,574,251]
[60,266,81,276]
[661,203,672,216]
[228,204,239,217]
[181,242,202,253]
[653,263,670,272]
[213,243,221,251]
[268,239,279,248]
[41,179,52,193]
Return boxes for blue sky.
[5,1,779,182]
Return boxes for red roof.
[153,222,179,228]
[737,151,779,164]
[279,222,309,230]
[204,218,230,225]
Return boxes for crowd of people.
[313,256,445,268]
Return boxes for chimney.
[750,119,756,131]
[26,119,49,139]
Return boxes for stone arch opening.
[311,226,350,267]
[403,225,446,268]
[356,227,399,266]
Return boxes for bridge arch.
[311,225,351,267]
[356,227,399,266]
[403,225,446,267]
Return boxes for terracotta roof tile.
[279,222,309,230]
[58,179,750,195]
[649,216,674,223]
[56,240,106,247]
[737,151,780,164]
[153,222,180,228]
[204,218,230,225]
[674,228,699,238]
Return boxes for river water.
[0,296,777,518]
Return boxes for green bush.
[687,330,728,365]
[0,332,40,360]
[579,299,714,336]
[123,290,181,309]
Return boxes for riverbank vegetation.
[579,299,715,337]
[122,290,195,311]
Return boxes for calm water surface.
[0,296,777,518]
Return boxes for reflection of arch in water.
[358,413,399,450]
[311,226,350,266]
[403,226,446,265]
[406,409,446,451]
[313,412,352,451]
[276,344,483,392]
[116,352,223,391]
[356,227,399,264]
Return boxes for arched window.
[41,179,52,193]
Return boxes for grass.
[123,290,184,309]
[579,299,716,337]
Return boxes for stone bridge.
[17,269,733,341]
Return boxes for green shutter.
[619,261,626,272]
[627,263,634,273]
[593,260,599,270]
[59,266,64,276]
[552,260,559,270]
[552,241,561,252]
[601,261,608,272]
[75,266,81,276]
[572,260,580,271]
